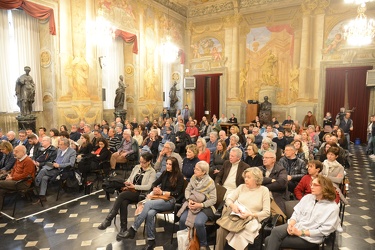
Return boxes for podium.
[246,104,259,123]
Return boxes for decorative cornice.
[240,0,287,8]
[188,1,234,18]
[152,0,187,17]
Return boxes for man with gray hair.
[33,136,57,170]
[154,142,182,178]
[6,131,19,148]
[110,129,139,170]
[215,147,250,196]
[258,151,288,218]
[35,138,76,202]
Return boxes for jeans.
[179,209,209,247]
[132,198,175,240]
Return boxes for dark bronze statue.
[259,96,272,124]
[15,66,35,116]
[169,81,179,108]
[114,75,126,111]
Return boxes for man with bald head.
[0,145,35,210]
[110,129,139,170]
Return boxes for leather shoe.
[117,227,135,239]
[97,219,111,230]
[143,239,155,250]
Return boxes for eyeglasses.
[139,161,148,164]
[263,157,274,159]
[310,182,321,187]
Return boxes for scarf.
[322,159,341,176]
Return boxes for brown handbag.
[188,227,200,250]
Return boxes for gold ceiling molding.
[152,0,187,17]
[302,0,330,15]
[224,13,243,27]
[240,0,290,8]
[188,1,234,18]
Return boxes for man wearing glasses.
[154,142,182,178]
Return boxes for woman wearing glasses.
[265,175,340,249]
[97,152,156,237]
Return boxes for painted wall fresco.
[245,25,295,105]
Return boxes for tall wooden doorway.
[194,74,222,123]
[324,66,372,143]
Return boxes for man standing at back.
[337,112,353,146]
[181,105,191,125]
[0,145,35,210]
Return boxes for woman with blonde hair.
[216,167,270,250]
[182,144,200,181]
[196,137,211,163]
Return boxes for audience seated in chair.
[110,129,139,170]
[34,138,76,202]
[182,144,200,182]
[216,167,270,250]
[33,136,57,172]
[278,144,307,194]
[0,145,36,210]
[178,161,217,250]
[209,139,229,179]
[215,147,250,198]
[0,141,16,178]
[26,134,41,161]
[258,151,288,219]
[155,142,182,178]
[265,175,341,250]
[79,137,111,186]
[98,152,156,237]
[117,156,184,250]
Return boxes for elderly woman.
[229,125,245,146]
[196,137,211,164]
[98,152,156,235]
[178,161,217,250]
[216,167,270,250]
[227,134,245,160]
[182,144,200,181]
[119,156,184,250]
[245,143,263,167]
[258,137,275,156]
[265,175,340,250]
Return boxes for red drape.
[114,29,138,54]
[325,66,372,143]
[194,75,206,122]
[0,0,56,35]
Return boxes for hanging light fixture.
[344,2,375,46]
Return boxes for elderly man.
[0,145,35,210]
[206,132,218,153]
[154,142,182,178]
[258,151,288,218]
[278,144,307,193]
[215,147,250,196]
[35,138,76,202]
[218,130,230,147]
[110,129,139,170]
[69,124,81,142]
[252,127,263,148]
[6,131,19,148]
[33,136,57,170]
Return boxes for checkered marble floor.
[0,145,374,249]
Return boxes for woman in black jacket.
[118,156,184,250]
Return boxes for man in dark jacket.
[215,147,250,196]
[259,151,288,218]
[278,144,307,193]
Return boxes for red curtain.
[0,0,56,35]
[114,29,138,54]
[210,74,220,119]
[194,75,206,122]
[325,66,372,143]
